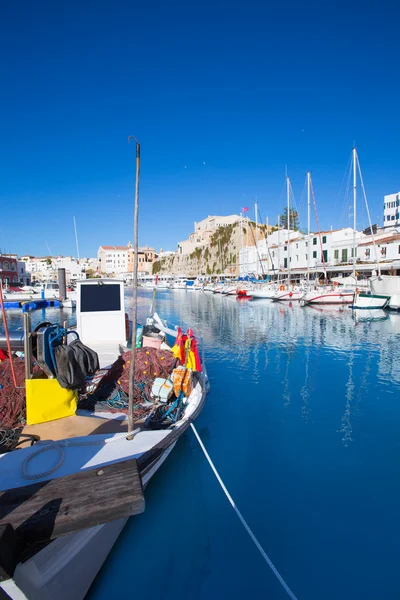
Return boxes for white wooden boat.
[0,280,208,600]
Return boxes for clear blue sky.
[1,0,399,257]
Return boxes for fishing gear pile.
[79,347,179,417]
[0,351,40,452]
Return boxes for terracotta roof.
[358,234,400,247]
[99,245,129,251]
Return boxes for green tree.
[278,208,300,231]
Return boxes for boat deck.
[20,414,129,448]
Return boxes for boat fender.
[289,292,293,297]
[280,285,285,291]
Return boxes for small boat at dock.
[0,278,209,600]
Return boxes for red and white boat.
[301,287,354,305]
[271,287,304,302]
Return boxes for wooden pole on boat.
[0,280,18,387]
[128,135,141,436]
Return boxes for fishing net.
[78,347,179,420]
[0,353,43,452]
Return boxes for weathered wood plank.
[0,458,144,547]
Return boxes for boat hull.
[271,290,304,302]
[1,444,176,600]
[247,290,275,299]
[302,291,354,305]
[388,292,400,310]
[352,292,389,309]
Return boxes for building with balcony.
[239,227,370,278]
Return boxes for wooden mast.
[128,135,141,435]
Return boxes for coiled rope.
[22,428,140,481]
[190,423,299,600]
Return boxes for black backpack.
[53,337,99,390]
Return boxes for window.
[342,248,348,262]
[398,245,400,255]
[284,245,287,251]
[313,238,317,245]
[272,251,275,257]
[284,258,287,268]
[3,261,9,270]
[305,254,308,260]
[322,236,327,244]
[305,242,308,247]
[334,249,339,259]
[296,243,298,249]
[313,251,317,259]
[296,255,299,261]
[323,250,328,262]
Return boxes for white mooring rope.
[190,423,298,600]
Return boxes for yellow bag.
[26,378,78,425]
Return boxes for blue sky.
[1,0,399,257]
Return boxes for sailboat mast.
[255,198,258,278]
[73,216,80,260]
[239,212,243,277]
[352,147,357,278]
[307,172,311,282]
[266,216,269,276]
[277,213,280,284]
[287,175,291,286]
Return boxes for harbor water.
[2,292,400,599]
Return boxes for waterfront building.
[239,225,400,278]
[384,192,400,228]
[0,254,19,286]
[98,243,156,276]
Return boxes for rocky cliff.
[152,222,272,277]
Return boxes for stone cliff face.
[152,222,271,277]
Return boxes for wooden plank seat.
[0,457,144,579]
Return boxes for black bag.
[53,339,99,390]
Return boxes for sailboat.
[350,148,390,309]
[271,175,304,301]
[301,172,354,306]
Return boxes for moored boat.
[0,279,209,600]
[352,290,390,309]
[301,287,354,305]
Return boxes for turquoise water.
[2,293,400,599]
[89,291,400,600]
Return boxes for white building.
[239,227,366,277]
[98,245,130,274]
[97,244,156,275]
[384,192,400,228]
[17,261,30,285]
